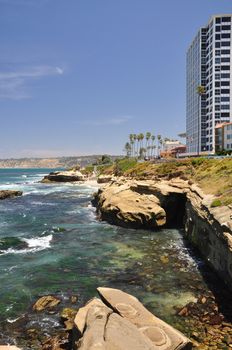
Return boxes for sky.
[0,0,232,158]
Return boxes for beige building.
[215,122,232,151]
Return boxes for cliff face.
[93,178,232,289]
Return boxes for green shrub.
[211,199,222,207]
[114,158,137,175]
[191,158,206,167]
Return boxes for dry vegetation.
[100,158,232,206]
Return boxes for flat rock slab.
[97,287,192,350]
[0,347,21,350]
[105,313,156,350]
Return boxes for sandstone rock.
[97,175,112,184]
[104,313,156,350]
[33,295,61,311]
[0,190,22,200]
[94,181,166,229]
[74,298,105,335]
[77,299,112,349]
[0,347,21,350]
[41,170,85,183]
[97,287,192,350]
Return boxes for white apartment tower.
[186,15,232,153]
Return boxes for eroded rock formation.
[93,178,232,289]
[41,170,85,183]
[74,287,192,350]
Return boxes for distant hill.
[0,155,120,169]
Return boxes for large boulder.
[74,288,192,350]
[41,170,85,183]
[0,190,22,200]
[93,180,166,229]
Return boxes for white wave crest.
[0,235,53,256]
[23,234,53,249]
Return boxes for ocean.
[0,168,217,347]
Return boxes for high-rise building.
[186,15,232,154]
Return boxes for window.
[221,96,230,102]
[222,17,231,22]
[215,105,220,110]
[216,26,221,32]
[215,97,220,103]
[215,42,221,48]
[222,25,231,30]
[221,57,230,63]
[221,33,231,38]
[221,73,230,79]
[215,89,220,95]
[221,65,230,70]
[215,34,221,40]
[215,81,220,86]
[216,17,221,24]
[215,50,221,56]
[221,42,230,47]
[215,113,221,118]
[221,89,230,94]
[221,81,230,86]
[221,113,230,117]
[221,49,230,54]
[215,57,221,64]
[221,105,230,109]
[215,66,221,71]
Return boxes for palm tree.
[145,132,151,158]
[157,134,162,156]
[129,134,134,157]
[124,142,132,157]
[139,147,146,159]
[140,133,144,149]
[151,135,155,158]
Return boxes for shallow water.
[0,168,227,347]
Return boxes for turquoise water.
[0,168,213,347]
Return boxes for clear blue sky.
[0,0,231,158]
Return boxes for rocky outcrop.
[41,170,86,183]
[0,190,22,200]
[93,178,232,289]
[93,180,166,228]
[74,287,192,350]
[97,174,113,184]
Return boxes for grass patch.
[211,199,222,208]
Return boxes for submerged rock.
[0,190,22,200]
[0,237,27,252]
[41,170,85,183]
[33,295,61,311]
[60,307,78,330]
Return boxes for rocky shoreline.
[93,177,232,290]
